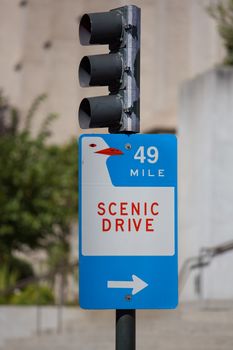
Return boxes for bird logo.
[88,142,123,156]
[82,137,124,185]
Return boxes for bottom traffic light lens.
[79,95,123,129]
[79,98,91,128]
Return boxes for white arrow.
[107,274,148,295]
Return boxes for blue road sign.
[79,134,178,309]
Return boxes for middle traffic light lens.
[79,56,91,87]
[79,53,123,87]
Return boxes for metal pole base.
[116,309,136,350]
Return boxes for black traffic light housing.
[78,5,140,133]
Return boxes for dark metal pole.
[116,309,136,350]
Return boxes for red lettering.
[120,202,128,216]
[132,218,142,232]
[102,219,111,232]
[131,202,140,215]
[146,218,154,232]
[109,202,117,216]
[128,218,131,231]
[97,202,105,215]
[151,202,159,216]
[116,219,124,232]
[144,202,147,215]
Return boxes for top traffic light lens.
[79,12,123,45]
[79,14,91,45]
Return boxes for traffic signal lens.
[79,96,123,129]
[79,14,91,45]
[79,98,91,128]
[79,12,123,45]
[79,56,91,87]
[79,54,123,87]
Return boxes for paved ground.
[1,301,233,350]
[0,306,78,348]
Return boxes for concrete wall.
[179,67,233,300]
[0,306,79,348]
[0,0,224,142]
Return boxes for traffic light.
[78,5,141,133]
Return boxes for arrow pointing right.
[107,274,148,295]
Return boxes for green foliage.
[0,264,18,304]
[0,91,20,136]
[10,284,54,305]
[208,0,233,65]
[0,256,34,304]
[0,264,18,292]
[47,241,69,272]
[0,92,78,258]
[24,94,47,132]
[5,256,34,280]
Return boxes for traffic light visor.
[79,12,123,45]
[79,54,123,87]
[79,96,123,129]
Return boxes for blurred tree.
[10,284,55,305]
[47,241,69,274]
[208,0,233,65]
[0,92,78,265]
[0,91,19,136]
[0,264,18,296]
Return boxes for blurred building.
[0,0,223,142]
[2,0,232,303]
[179,68,233,301]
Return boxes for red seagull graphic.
[95,147,123,156]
